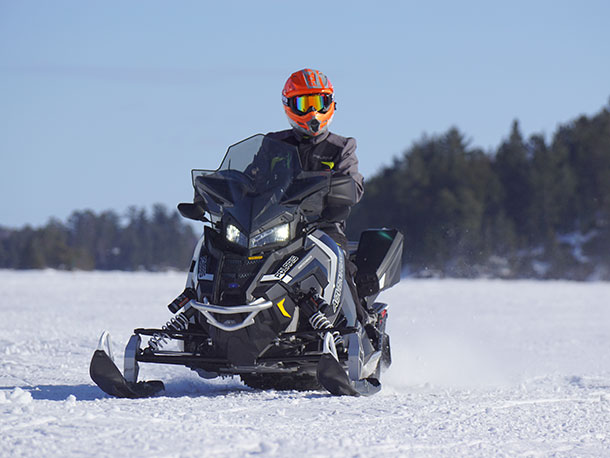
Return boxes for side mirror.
[177,202,209,222]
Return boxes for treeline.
[0,204,198,270]
[347,103,610,280]
[2,103,609,279]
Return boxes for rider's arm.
[333,137,364,203]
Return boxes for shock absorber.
[305,296,343,348]
[147,307,196,352]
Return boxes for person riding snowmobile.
[88,69,403,397]
[264,68,368,324]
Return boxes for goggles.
[286,94,333,115]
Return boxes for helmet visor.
[290,94,333,115]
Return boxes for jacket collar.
[291,129,330,145]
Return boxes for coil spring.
[148,312,191,351]
[309,310,343,347]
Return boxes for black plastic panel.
[354,229,404,299]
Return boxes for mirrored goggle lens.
[293,94,331,114]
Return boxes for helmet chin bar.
[308,117,321,133]
[288,113,331,137]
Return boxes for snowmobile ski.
[89,331,164,398]
[90,349,164,398]
[316,331,382,396]
[316,354,360,396]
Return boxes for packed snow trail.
[1,271,609,456]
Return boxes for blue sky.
[1,0,609,228]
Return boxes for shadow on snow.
[1,384,107,401]
[1,380,331,401]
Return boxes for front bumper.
[188,298,273,332]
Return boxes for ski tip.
[96,330,114,361]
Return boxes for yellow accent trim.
[248,255,263,260]
[321,161,335,169]
[271,156,286,171]
[276,298,291,318]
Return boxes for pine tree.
[494,120,533,245]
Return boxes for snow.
[558,230,598,263]
[1,270,609,457]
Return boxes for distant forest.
[1,102,609,279]
[0,205,197,271]
[348,102,610,280]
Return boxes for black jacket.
[266,129,364,245]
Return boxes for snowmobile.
[90,134,403,397]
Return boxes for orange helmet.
[282,69,335,137]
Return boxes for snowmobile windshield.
[191,134,302,205]
[191,134,328,252]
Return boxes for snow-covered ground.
[1,270,609,457]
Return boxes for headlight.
[249,223,290,249]
[225,224,247,247]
